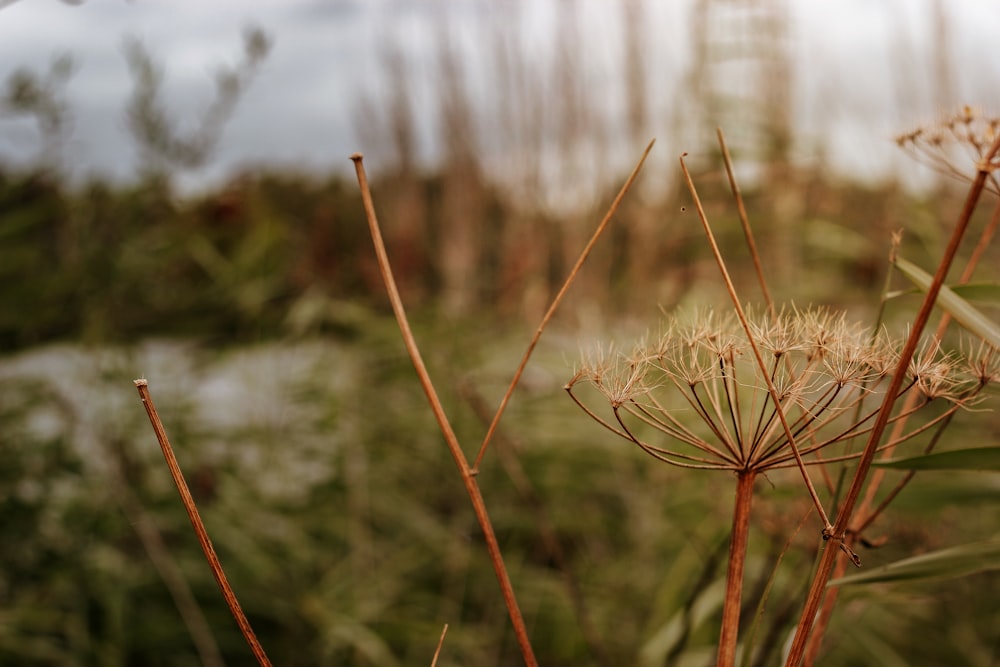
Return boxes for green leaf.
[950,282,1000,305]
[888,283,1000,305]
[830,538,1000,586]
[893,256,1000,348]
[873,447,1000,471]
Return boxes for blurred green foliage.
[0,167,374,348]
[2,156,994,352]
[1,320,998,665]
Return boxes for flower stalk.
[784,124,1000,667]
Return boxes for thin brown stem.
[803,158,1000,667]
[351,154,538,667]
[472,138,655,472]
[717,127,774,317]
[784,131,1000,667]
[803,410,957,664]
[462,382,611,667]
[680,154,831,530]
[134,379,272,667]
[718,470,757,667]
[429,624,448,667]
[853,196,1000,531]
[855,409,957,537]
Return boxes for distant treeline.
[3,7,987,351]
[3,157,966,351]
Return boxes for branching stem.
[351,154,539,667]
[784,131,1000,667]
[679,154,831,531]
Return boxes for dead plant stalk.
[350,140,653,666]
[133,379,272,667]
[803,192,1000,665]
[678,152,833,667]
[783,130,1000,667]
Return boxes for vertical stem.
[784,132,1000,667]
[430,624,449,667]
[717,127,774,317]
[134,379,272,667]
[680,154,831,530]
[350,154,538,667]
[718,470,756,667]
[853,198,1000,530]
[800,544,850,666]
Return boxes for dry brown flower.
[566,306,984,473]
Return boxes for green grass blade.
[950,282,1000,304]
[873,447,1000,471]
[887,283,1000,304]
[829,538,1000,586]
[893,256,1000,348]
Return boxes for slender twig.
[801,198,1000,664]
[855,411,956,537]
[784,131,1000,667]
[461,381,611,666]
[717,127,774,317]
[134,379,272,667]
[429,624,448,667]
[853,196,1000,531]
[351,154,539,667]
[471,138,656,472]
[679,154,832,531]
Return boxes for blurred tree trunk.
[691,0,798,288]
[436,23,485,314]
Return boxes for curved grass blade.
[830,538,1000,586]
[893,256,1000,348]
[872,447,1000,471]
[949,282,1000,304]
[887,282,1000,305]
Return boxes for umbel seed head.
[566,306,986,472]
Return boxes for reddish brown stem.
[472,138,655,472]
[351,154,538,667]
[718,470,757,667]
[134,379,272,667]
[680,154,831,531]
[852,196,1000,533]
[429,623,449,667]
[716,127,774,318]
[784,132,1000,667]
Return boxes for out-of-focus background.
[2,1,999,665]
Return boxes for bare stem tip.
[133,378,148,387]
[350,152,363,162]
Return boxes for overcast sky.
[1,0,998,196]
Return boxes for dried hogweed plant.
[794,111,1000,664]
[129,109,997,665]
[896,105,1000,194]
[566,306,989,666]
[567,122,1000,666]
[567,308,985,477]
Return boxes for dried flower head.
[896,106,1000,191]
[566,306,982,472]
